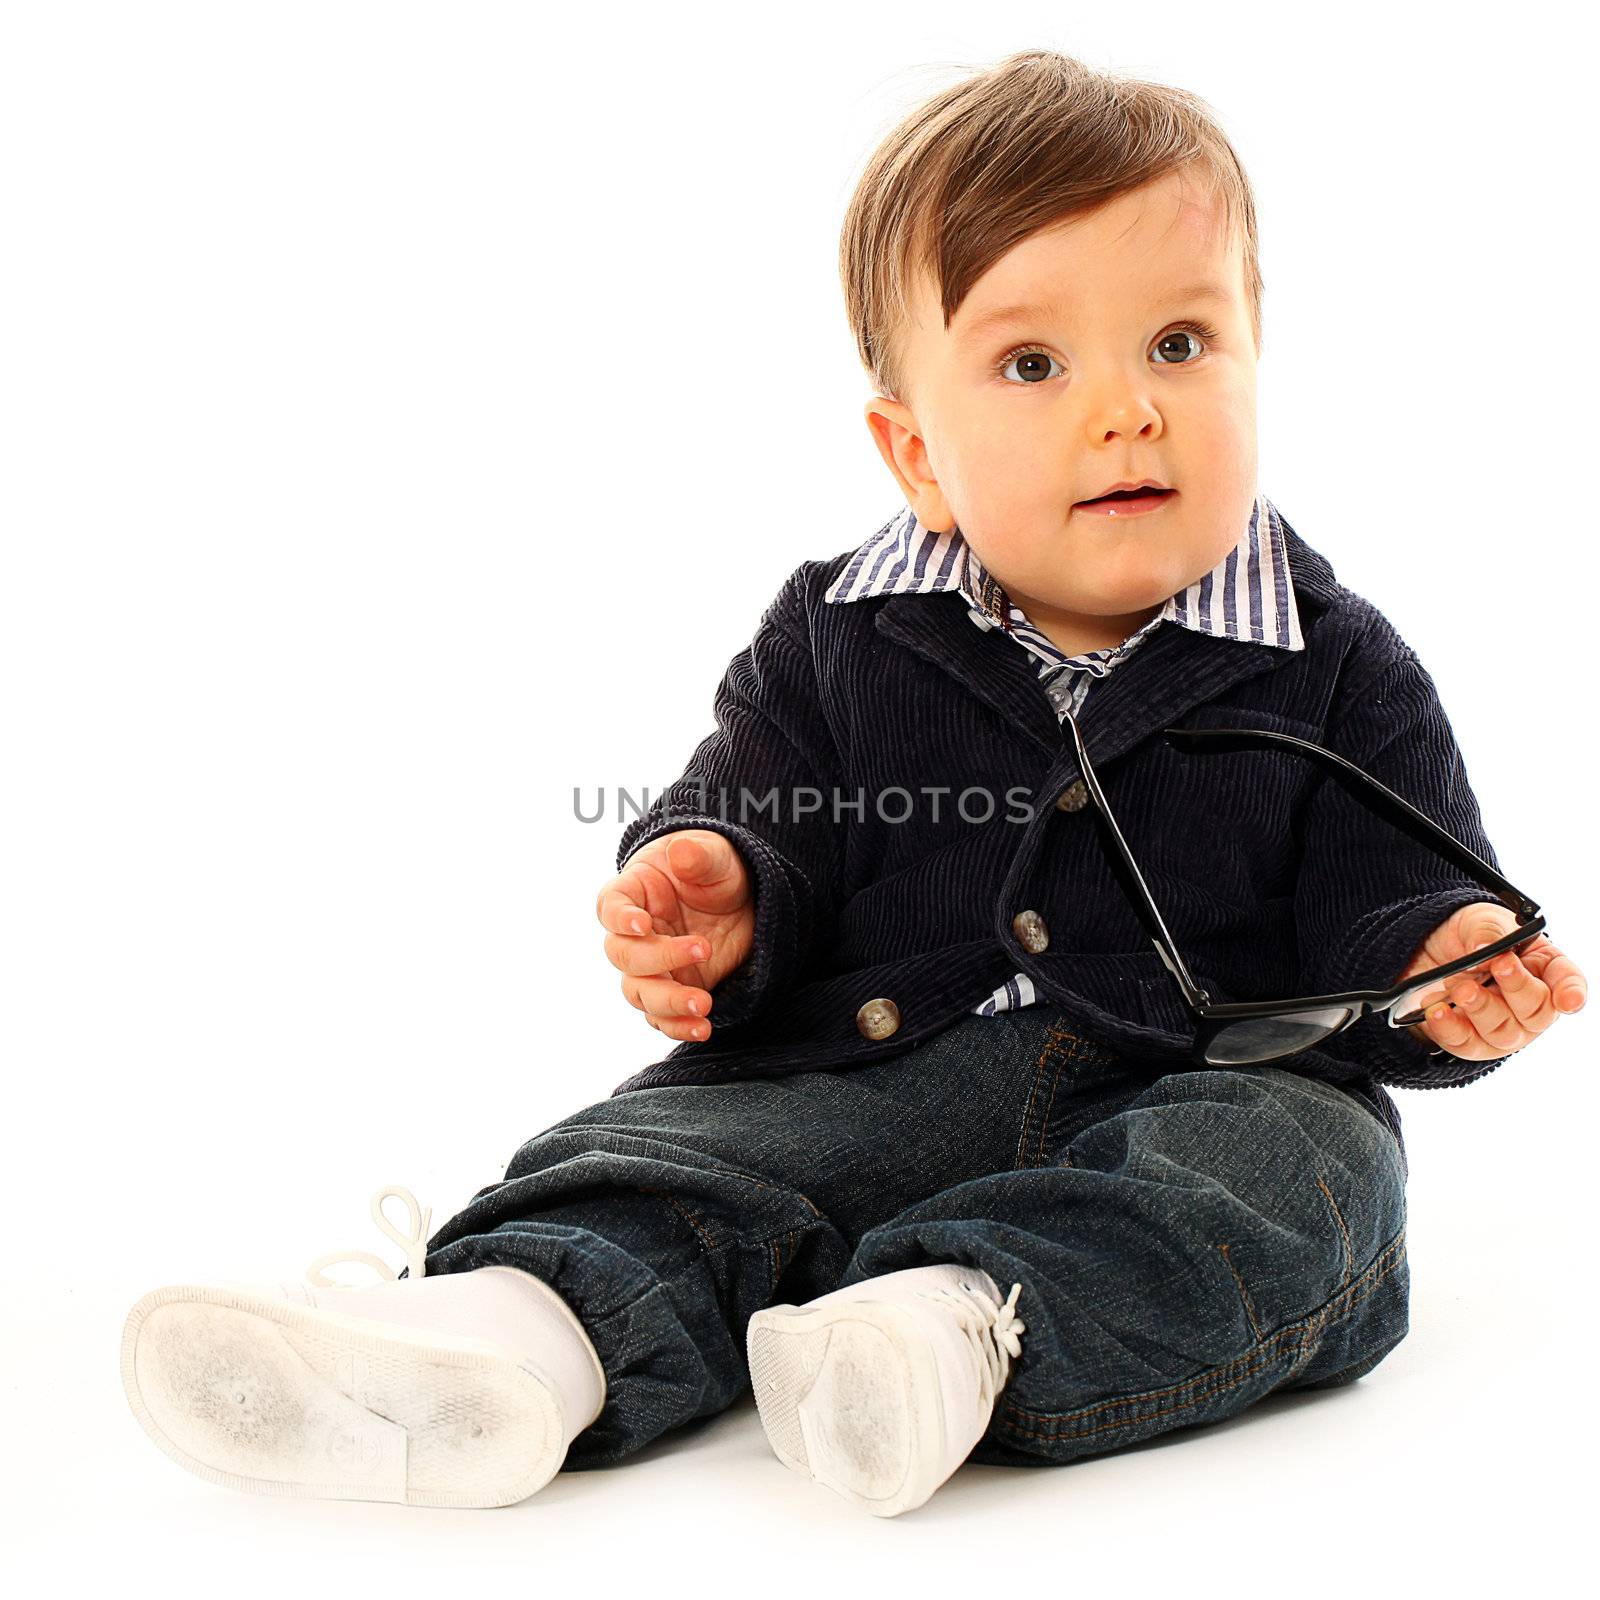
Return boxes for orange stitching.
[998,1228,1405,1442]
[713,1167,827,1223]
[640,1186,720,1251]
[770,1228,798,1282]
[764,1226,805,1289]
[1032,1051,1068,1167]
[1016,1027,1076,1168]
[1315,1172,1355,1286]
[1014,1036,1058,1168]
[1217,1242,1263,1341]
[1054,1023,1117,1070]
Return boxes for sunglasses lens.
[1204,1007,1356,1065]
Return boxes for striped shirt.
[823,491,1305,1016]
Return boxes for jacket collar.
[826,492,1305,671]
[858,500,1342,773]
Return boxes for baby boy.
[122,49,1586,1519]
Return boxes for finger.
[625,973,714,1027]
[1515,937,1588,1015]
[1446,974,1526,1055]
[1420,993,1483,1057]
[661,832,750,913]
[1405,970,1455,1016]
[1452,904,1523,967]
[604,928,712,978]
[620,973,714,1041]
[1480,947,1559,1036]
[595,878,656,936]
[620,954,716,1024]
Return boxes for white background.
[3,1,1593,1593]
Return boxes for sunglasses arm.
[1058,714,1543,1036]
[1160,725,1538,923]
[1061,709,1215,1009]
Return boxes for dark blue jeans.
[414,1003,1409,1470]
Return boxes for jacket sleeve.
[615,563,847,1031]
[1293,620,1525,1090]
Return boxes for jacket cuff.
[617,815,804,1032]
[1324,885,1501,993]
[1320,884,1522,1089]
[1328,1007,1520,1090]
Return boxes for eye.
[1151,320,1220,365]
[993,346,1063,385]
[991,318,1222,385]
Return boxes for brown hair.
[838,49,1264,405]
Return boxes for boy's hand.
[595,830,756,1043]
[1395,901,1587,1061]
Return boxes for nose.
[1089,407,1160,444]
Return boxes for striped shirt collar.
[823,492,1304,688]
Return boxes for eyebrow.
[954,282,1235,347]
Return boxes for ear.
[862,396,956,534]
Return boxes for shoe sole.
[120,1284,570,1508]
[746,1300,947,1517]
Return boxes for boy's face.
[865,169,1258,658]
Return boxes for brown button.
[1055,778,1089,812]
[1011,909,1050,953]
[855,997,901,1040]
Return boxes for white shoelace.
[303,1185,432,1288]
[918,1279,1026,1410]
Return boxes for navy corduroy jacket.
[611,507,1515,1178]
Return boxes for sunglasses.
[1060,708,1545,1068]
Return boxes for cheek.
[1193,373,1257,446]
[963,414,1035,475]
[938,435,1033,521]
[1181,400,1257,496]
[961,418,1074,508]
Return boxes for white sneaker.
[746,1262,1025,1517]
[120,1185,606,1508]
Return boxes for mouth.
[1073,485,1177,517]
